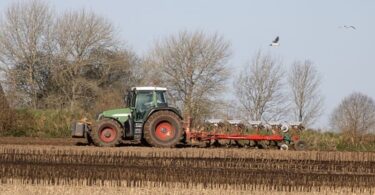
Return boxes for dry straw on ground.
[0,145,375,194]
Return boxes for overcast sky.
[0,0,374,129]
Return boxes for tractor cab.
[126,87,168,121]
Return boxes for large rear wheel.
[143,111,183,148]
[91,119,123,147]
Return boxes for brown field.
[1,137,375,194]
[0,137,84,146]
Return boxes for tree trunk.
[70,83,76,112]
[0,83,9,109]
[0,83,10,132]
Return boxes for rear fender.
[145,107,183,121]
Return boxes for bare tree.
[330,92,375,143]
[52,10,130,111]
[288,60,323,126]
[235,51,287,121]
[0,1,139,112]
[146,31,231,125]
[0,0,54,108]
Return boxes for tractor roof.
[132,86,167,91]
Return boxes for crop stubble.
[0,143,375,193]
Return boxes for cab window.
[156,91,168,107]
[135,91,153,120]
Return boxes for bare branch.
[288,60,324,126]
[235,50,287,121]
[52,9,120,111]
[0,0,54,108]
[145,31,231,125]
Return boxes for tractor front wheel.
[91,119,123,147]
[143,111,183,148]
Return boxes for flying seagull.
[340,25,356,30]
[345,25,356,30]
[270,36,279,47]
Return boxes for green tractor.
[71,87,184,147]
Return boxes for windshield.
[136,91,153,109]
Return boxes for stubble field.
[0,137,375,194]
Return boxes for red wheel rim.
[155,122,175,141]
[99,127,117,143]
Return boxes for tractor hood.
[100,108,132,124]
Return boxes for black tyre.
[294,140,308,151]
[143,111,183,148]
[91,119,123,147]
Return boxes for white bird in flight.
[340,25,357,30]
[270,36,279,47]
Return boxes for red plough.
[184,119,306,150]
